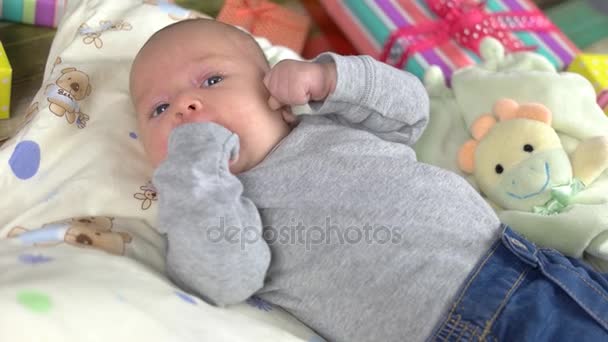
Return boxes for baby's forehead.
[150,20,240,47]
[130,20,267,97]
[137,23,246,64]
[137,23,265,68]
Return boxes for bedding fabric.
[0,0,321,341]
[0,218,314,342]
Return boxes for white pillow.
[0,0,321,341]
[0,0,303,231]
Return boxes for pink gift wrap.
[320,0,579,80]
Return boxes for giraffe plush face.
[458,99,573,211]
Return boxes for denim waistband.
[430,225,608,341]
[503,226,608,331]
[501,225,539,267]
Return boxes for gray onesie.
[152,53,502,342]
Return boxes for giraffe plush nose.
[70,82,80,92]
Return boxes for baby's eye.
[202,75,223,87]
[152,103,169,118]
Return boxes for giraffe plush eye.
[523,144,534,153]
[495,164,504,174]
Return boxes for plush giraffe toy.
[458,98,608,215]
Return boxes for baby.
[130,19,608,342]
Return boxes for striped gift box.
[0,0,68,28]
[320,0,579,80]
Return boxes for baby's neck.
[241,123,293,174]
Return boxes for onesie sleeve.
[307,53,430,146]
[152,122,271,306]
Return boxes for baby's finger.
[263,68,282,91]
[268,96,283,111]
[282,108,298,124]
[263,72,272,89]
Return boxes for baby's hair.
[141,18,270,71]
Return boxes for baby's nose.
[174,97,204,122]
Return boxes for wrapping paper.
[217,0,311,53]
[320,0,579,80]
[0,42,12,119]
[0,0,68,28]
[568,53,608,115]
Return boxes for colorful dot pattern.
[17,291,52,313]
[9,140,41,180]
[175,291,197,305]
[19,253,53,264]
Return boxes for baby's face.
[130,20,290,173]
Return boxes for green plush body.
[416,38,608,265]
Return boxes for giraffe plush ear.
[471,115,497,141]
[494,98,520,121]
[462,114,497,173]
[514,103,552,125]
[458,140,478,174]
[494,98,553,125]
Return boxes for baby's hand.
[166,122,239,170]
[264,59,337,111]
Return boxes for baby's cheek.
[141,133,168,167]
[153,138,170,167]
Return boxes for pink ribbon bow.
[380,0,557,69]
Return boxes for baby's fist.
[264,59,336,111]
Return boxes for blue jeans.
[429,226,608,341]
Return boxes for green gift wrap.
[546,0,608,49]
